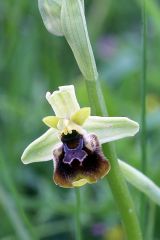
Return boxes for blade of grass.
[34,220,71,238]
[0,151,37,239]
[146,201,156,240]
[75,188,82,240]
[0,184,31,240]
[141,0,147,179]
[141,0,148,233]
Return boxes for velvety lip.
[53,132,110,188]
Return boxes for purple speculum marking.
[63,137,88,165]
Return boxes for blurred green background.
[0,0,160,239]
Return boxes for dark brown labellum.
[53,130,110,188]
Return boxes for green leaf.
[61,0,98,81]
[119,160,160,206]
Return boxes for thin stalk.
[141,0,147,231]
[86,80,142,240]
[141,0,147,176]
[75,188,81,240]
[146,202,156,240]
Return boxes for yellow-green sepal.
[43,116,60,128]
[71,107,91,126]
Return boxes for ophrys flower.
[21,85,139,188]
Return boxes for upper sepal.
[46,85,80,118]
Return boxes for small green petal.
[21,128,60,164]
[84,116,139,144]
[71,107,91,126]
[43,116,59,128]
[46,85,80,118]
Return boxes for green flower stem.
[86,80,142,240]
[75,188,82,240]
[141,0,147,231]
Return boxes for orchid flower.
[21,85,139,188]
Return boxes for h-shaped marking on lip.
[63,138,88,165]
